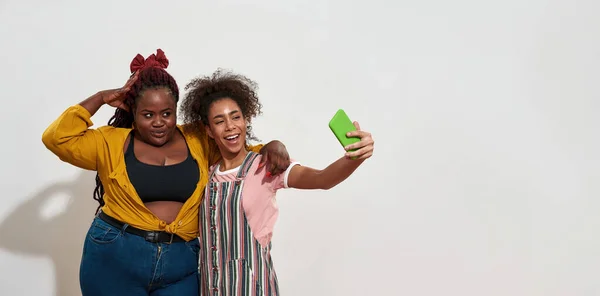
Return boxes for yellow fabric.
[42,104,263,241]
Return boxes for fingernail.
[266,172,272,177]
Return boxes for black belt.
[98,211,186,244]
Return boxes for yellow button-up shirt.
[42,104,262,241]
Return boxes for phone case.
[329,109,360,151]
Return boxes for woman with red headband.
[42,49,291,295]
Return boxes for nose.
[225,119,234,130]
[152,117,165,127]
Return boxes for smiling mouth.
[224,134,240,143]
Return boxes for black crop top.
[125,135,200,204]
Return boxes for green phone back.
[329,109,360,150]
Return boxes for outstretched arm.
[287,121,374,190]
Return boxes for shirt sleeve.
[271,159,302,191]
[248,144,264,154]
[41,105,106,171]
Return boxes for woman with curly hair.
[180,69,375,295]
[41,50,291,296]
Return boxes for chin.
[141,130,173,147]
[225,147,243,155]
[147,137,169,147]
[221,143,245,156]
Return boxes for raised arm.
[287,121,374,190]
[41,73,138,170]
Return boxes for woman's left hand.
[258,140,291,176]
[344,121,375,160]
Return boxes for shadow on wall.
[0,171,99,296]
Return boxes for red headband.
[129,48,169,73]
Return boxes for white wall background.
[1,0,598,295]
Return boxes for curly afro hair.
[179,69,262,142]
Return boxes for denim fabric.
[79,216,200,296]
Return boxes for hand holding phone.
[329,109,360,156]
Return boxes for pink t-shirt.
[209,155,300,247]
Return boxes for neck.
[219,148,248,172]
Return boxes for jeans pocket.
[88,219,122,244]
[186,238,201,254]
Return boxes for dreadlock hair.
[92,59,179,214]
[179,68,262,143]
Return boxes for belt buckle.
[145,231,175,244]
[145,232,159,243]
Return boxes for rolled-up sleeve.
[41,104,104,171]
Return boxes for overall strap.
[208,163,219,180]
[236,152,259,179]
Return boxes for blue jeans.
[79,216,200,296]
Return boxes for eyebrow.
[212,110,240,120]
[140,108,173,113]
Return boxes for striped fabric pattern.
[198,152,280,295]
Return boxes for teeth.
[226,135,239,140]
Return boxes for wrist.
[344,155,365,164]
[95,91,107,104]
[78,91,107,116]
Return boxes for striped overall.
[198,152,279,295]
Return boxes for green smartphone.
[329,109,360,153]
